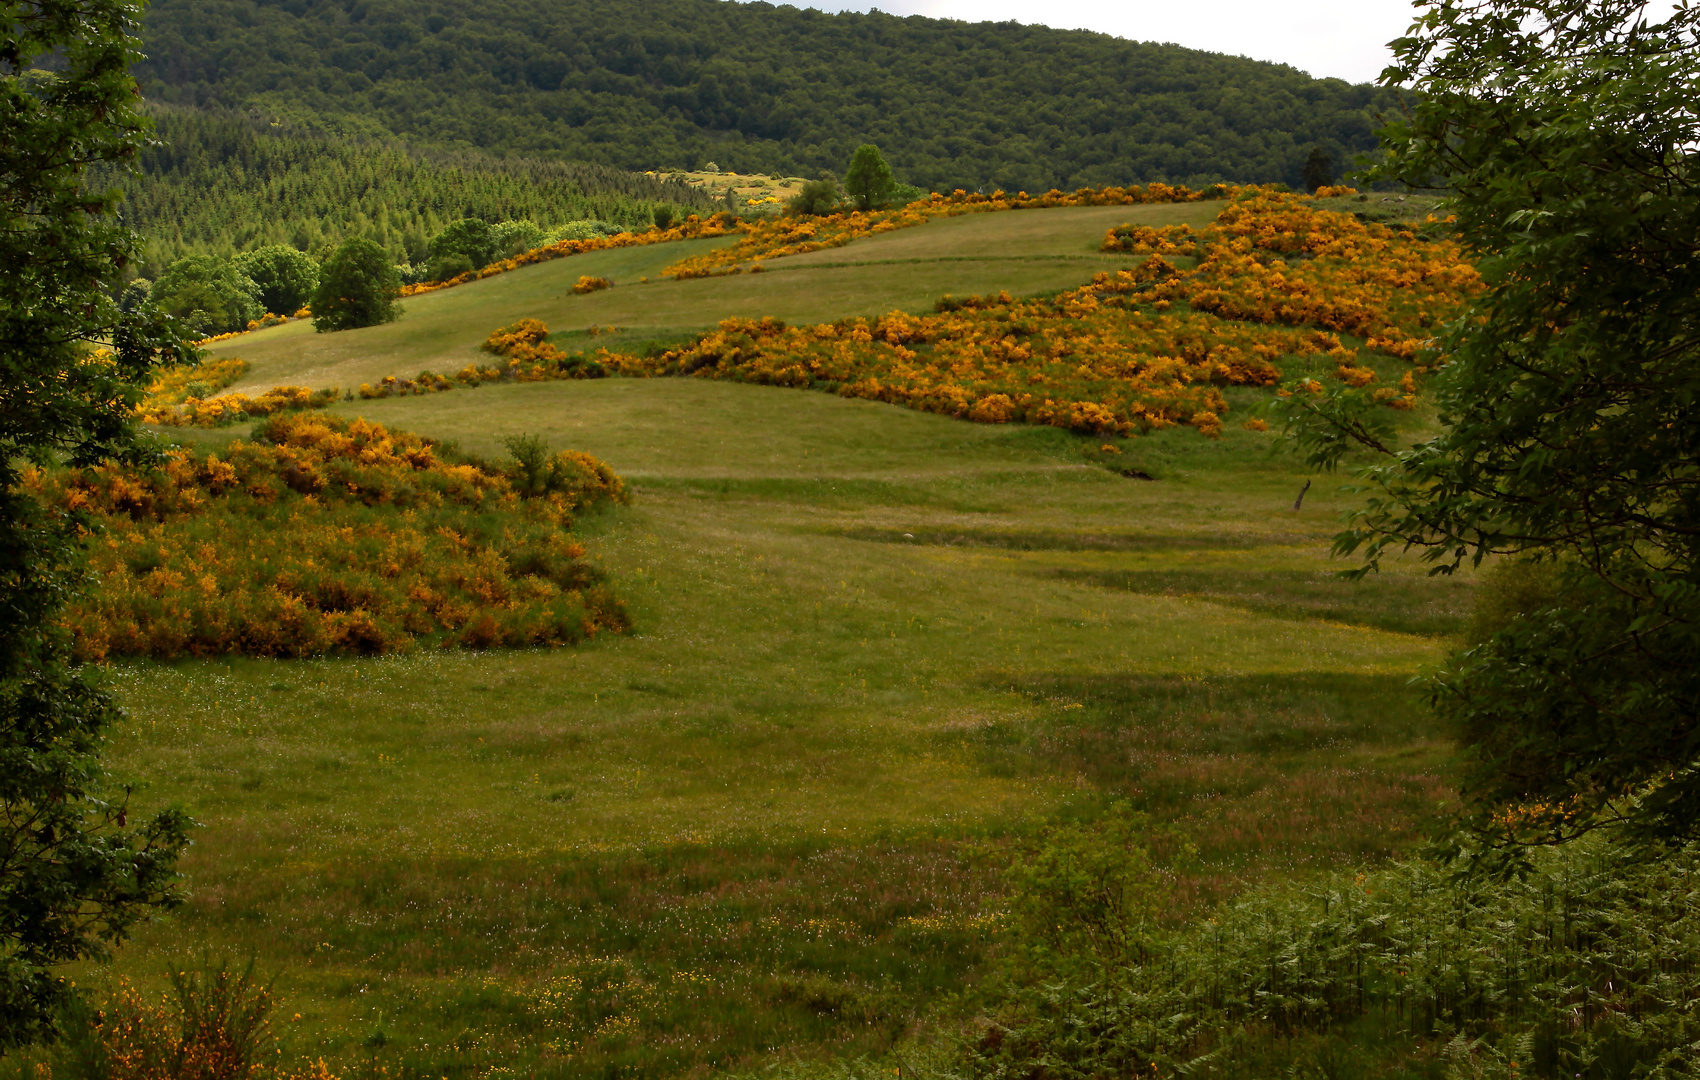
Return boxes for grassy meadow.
[87,204,1467,1078]
[208,202,1223,394]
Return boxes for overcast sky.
[788,0,1421,84]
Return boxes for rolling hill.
[80,198,1470,1078]
[136,0,1400,192]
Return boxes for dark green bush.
[425,252,475,283]
[149,254,262,335]
[232,244,318,315]
[311,238,402,332]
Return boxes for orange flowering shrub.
[138,357,344,427]
[143,357,252,405]
[662,204,936,278]
[243,312,294,332]
[395,212,743,298]
[482,318,566,363]
[1123,191,1482,362]
[662,182,1256,279]
[139,384,342,427]
[228,192,1468,440]
[464,319,605,378]
[1102,223,1201,257]
[354,345,612,401]
[31,413,629,659]
[597,290,1344,435]
[89,968,343,1080]
[573,275,614,294]
[594,192,1476,431]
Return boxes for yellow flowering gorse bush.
[661,181,1253,279]
[31,413,629,659]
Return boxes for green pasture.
[210,202,1223,394]
[91,204,1464,1078]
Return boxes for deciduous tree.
[1279,0,1700,849]
[428,218,498,270]
[148,254,262,335]
[1,0,194,1049]
[311,238,402,332]
[842,144,897,211]
[233,244,318,316]
[1301,145,1334,192]
[785,178,841,217]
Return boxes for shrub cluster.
[41,962,342,1080]
[599,305,1311,437]
[661,181,1252,280]
[28,413,629,659]
[589,191,1476,435]
[168,193,1475,439]
[351,321,615,398]
[1118,190,1483,366]
[141,357,252,406]
[974,822,1700,1078]
[140,384,343,428]
[393,212,742,300]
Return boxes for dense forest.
[115,109,715,270]
[135,0,1398,192]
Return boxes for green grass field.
[90,204,1464,1079]
[209,203,1223,394]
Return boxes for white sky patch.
[764,0,1423,84]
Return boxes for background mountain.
[136,0,1400,193]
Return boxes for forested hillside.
[117,109,714,269]
[136,0,1397,192]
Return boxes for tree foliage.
[1,0,194,1050]
[1300,145,1334,192]
[107,108,712,270]
[785,178,841,217]
[148,254,263,335]
[132,0,1398,192]
[842,144,897,212]
[1279,0,1700,848]
[311,238,402,332]
[428,218,498,269]
[232,245,319,316]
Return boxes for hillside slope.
[118,109,715,267]
[204,201,1222,391]
[137,0,1397,192]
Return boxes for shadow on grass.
[1053,566,1474,636]
[641,476,1000,512]
[968,671,1455,867]
[833,525,1297,552]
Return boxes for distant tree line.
[134,0,1398,193]
[111,108,715,274]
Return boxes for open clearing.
[211,202,1223,394]
[105,205,1465,1078]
